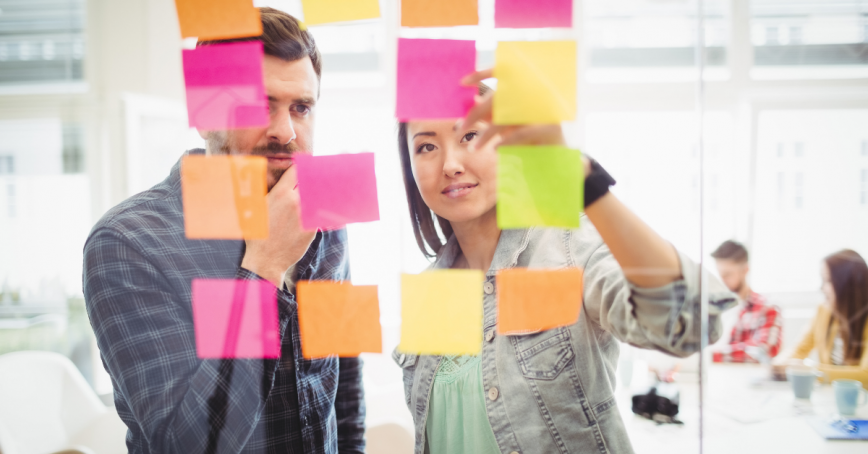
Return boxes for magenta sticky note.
[182,41,269,130]
[396,38,476,121]
[494,0,572,28]
[295,153,380,231]
[191,278,280,359]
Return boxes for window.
[751,0,868,78]
[777,171,785,208]
[62,123,84,174]
[765,26,779,45]
[794,172,804,208]
[862,169,868,206]
[793,142,804,157]
[0,155,13,174]
[585,0,730,82]
[6,183,14,218]
[0,0,86,84]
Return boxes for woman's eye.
[461,131,478,143]
[416,143,436,154]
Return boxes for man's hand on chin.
[241,164,316,287]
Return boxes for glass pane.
[586,0,730,82]
[751,0,868,79]
[0,0,86,84]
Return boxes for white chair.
[0,351,127,454]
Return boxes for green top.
[425,355,501,454]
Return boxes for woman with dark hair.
[391,70,737,454]
[775,250,868,386]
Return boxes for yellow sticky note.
[493,41,577,125]
[399,270,483,355]
[301,0,381,26]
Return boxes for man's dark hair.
[198,7,322,81]
[711,240,749,263]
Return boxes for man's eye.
[461,131,478,143]
[416,143,436,154]
[293,105,310,115]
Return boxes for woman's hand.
[457,70,568,149]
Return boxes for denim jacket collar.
[431,228,533,276]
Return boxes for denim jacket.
[393,219,737,454]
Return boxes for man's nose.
[267,110,296,145]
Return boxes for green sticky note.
[497,145,583,229]
[399,270,483,355]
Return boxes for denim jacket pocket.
[511,328,575,380]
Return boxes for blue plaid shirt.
[83,150,364,453]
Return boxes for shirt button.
[483,282,494,294]
[485,330,495,342]
[488,387,499,401]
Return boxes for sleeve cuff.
[236,267,297,317]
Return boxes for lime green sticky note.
[493,41,577,125]
[399,270,483,355]
[497,145,583,229]
[301,0,380,26]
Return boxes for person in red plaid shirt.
[711,240,782,363]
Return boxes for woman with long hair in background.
[775,249,868,386]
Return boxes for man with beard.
[710,240,782,364]
[82,9,364,453]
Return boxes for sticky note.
[295,153,380,230]
[396,39,477,121]
[301,0,380,25]
[497,145,583,228]
[493,41,577,125]
[496,268,583,334]
[494,0,573,28]
[399,270,483,355]
[175,0,262,40]
[297,281,382,358]
[401,0,478,27]
[191,279,280,359]
[181,154,269,239]
[182,41,269,130]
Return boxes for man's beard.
[206,132,303,190]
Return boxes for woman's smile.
[441,182,479,199]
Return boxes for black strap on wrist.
[584,158,616,208]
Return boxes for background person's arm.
[83,228,290,453]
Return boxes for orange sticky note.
[181,155,268,239]
[297,281,382,359]
[496,268,583,335]
[175,0,262,40]
[401,0,478,27]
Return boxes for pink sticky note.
[182,41,269,130]
[396,38,476,121]
[295,153,380,231]
[191,279,280,359]
[494,0,572,28]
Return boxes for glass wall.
[0,0,866,452]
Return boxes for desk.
[617,363,868,453]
